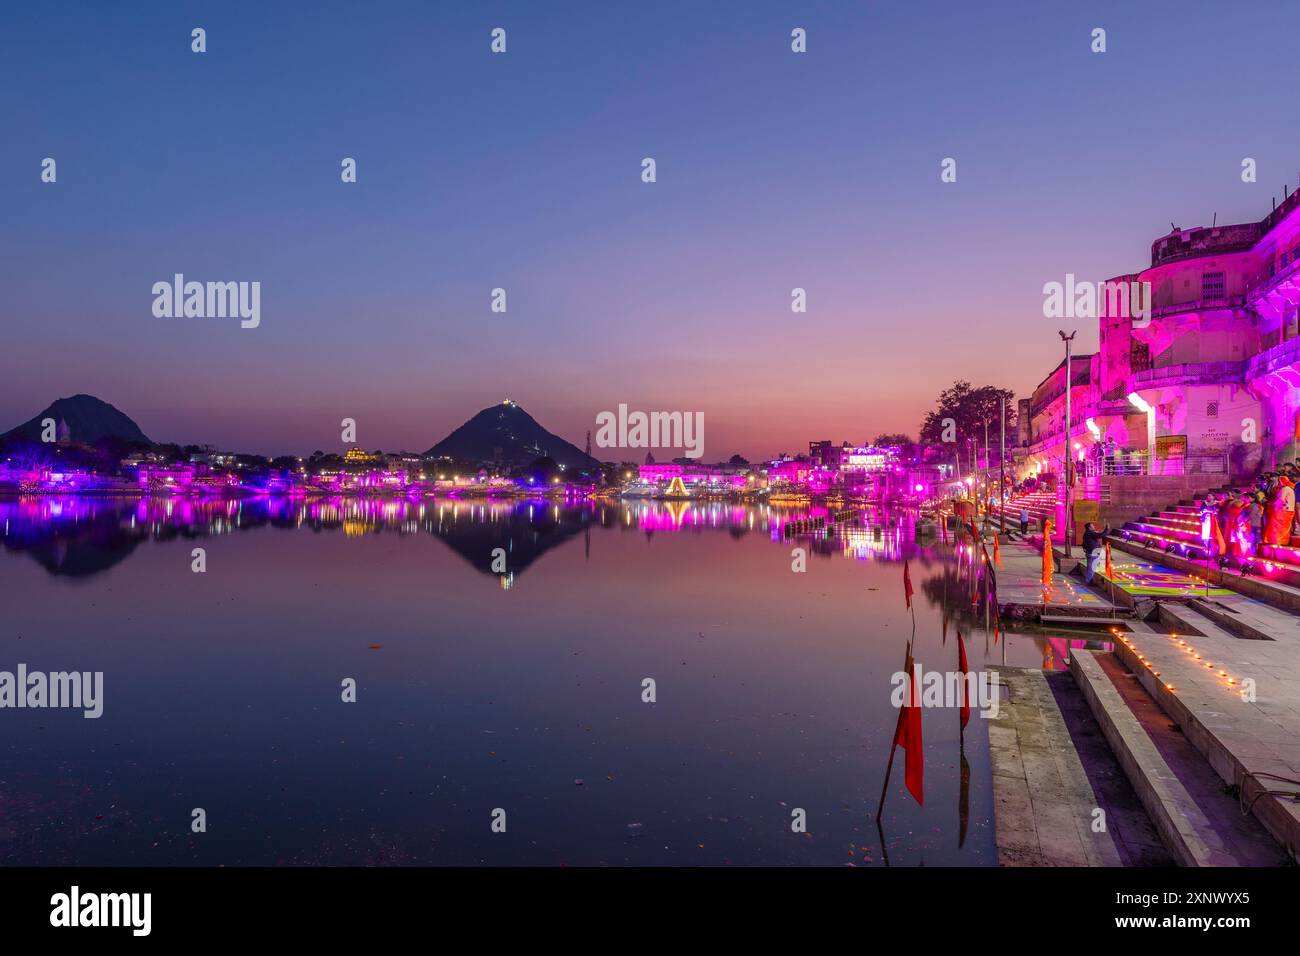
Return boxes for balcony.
[1149,294,1246,319]
[1245,334,1300,379]
[1131,361,1245,389]
[1077,450,1228,479]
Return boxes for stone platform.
[988,666,1172,866]
[1109,607,1300,862]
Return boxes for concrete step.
[1109,611,1300,863]
[1184,599,1275,642]
[1126,521,1201,545]
[988,666,1173,866]
[1070,648,1290,866]
[1147,514,1201,529]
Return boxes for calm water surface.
[0,496,1082,866]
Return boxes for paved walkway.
[994,537,1118,616]
[988,666,1172,866]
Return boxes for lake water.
[0,495,1069,866]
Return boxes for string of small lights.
[1109,628,1242,694]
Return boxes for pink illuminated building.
[637,452,748,492]
[1021,185,1300,504]
[638,453,684,484]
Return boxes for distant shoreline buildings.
[0,412,952,503]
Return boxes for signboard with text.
[1155,435,1187,460]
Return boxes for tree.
[872,433,912,447]
[153,442,185,464]
[919,381,1017,461]
[522,455,561,486]
[727,453,750,466]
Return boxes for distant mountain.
[4,394,153,445]
[426,400,598,469]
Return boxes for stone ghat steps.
[1117,484,1300,599]
[1106,609,1300,863]
[988,666,1174,866]
[1070,645,1291,866]
[993,491,1059,537]
[1110,534,1300,614]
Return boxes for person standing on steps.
[1081,521,1110,585]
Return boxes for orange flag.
[903,560,914,609]
[993,534,1002,568]
[1104,538,1114,578]
[1041,518,1054,586]
[957,631,970,729]
[892,647,924,805]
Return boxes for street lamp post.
[982,419,990,529]
[1059,330,1077,558]
[999,395,1006,536]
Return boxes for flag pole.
[876,729,899,823]
[876,637,912,823]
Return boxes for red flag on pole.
[903,560,914,609]
[892,649,924,805]
[957,631,970,728]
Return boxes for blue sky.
[3,1,1298,458]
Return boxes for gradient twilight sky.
[3,1,1300,460]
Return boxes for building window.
[1207,401,1219,418]
[1130,340,1151,373]
[1201,271,1225,301]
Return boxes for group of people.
[1200,464,1300,557]
[1256,465,1300,548]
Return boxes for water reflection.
[0,495,1112,866]
[1,496,951,582]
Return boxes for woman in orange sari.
[1224,495,1249,556]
